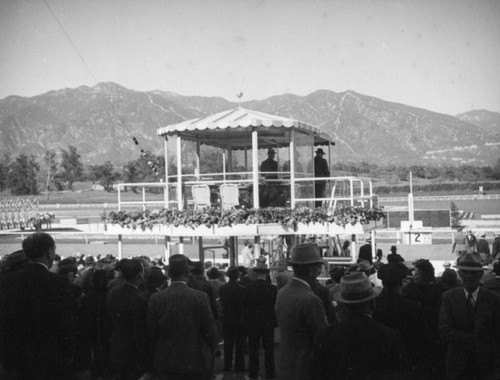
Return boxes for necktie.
[466,292,475,330]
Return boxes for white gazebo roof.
[157,107,333,149]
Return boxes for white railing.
[113,175,376,212]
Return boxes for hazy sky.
[1,0,499,115]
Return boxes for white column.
[252,129,259,208]
[290,131,296,209]
[176,134,183,211]
[164,137,169,208]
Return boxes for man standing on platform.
[260,148,278,180]
[313,148,330,208]
[276,242,328,380]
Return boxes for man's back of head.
[120,258,144,283]
[168,254,189,280]
[22,232,55,260]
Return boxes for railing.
[113,175,376,212]
[379,194,500,202]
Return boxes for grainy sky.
[1,0,499,115]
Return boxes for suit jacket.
[373,288,425,372]
[276,278,328,380]
[188,275,218,319]
[476,238,490,254]
[219,280,244,327]
[147,282,217,373]
[484,277,500,295]
[312,314,407,380]
[358,244,373,264]
[310,280,335,323]
[492,237,500,259]
[0,263,77,379]
[242,279,277,331]
[106,283,150,372]
[439,287,500,379]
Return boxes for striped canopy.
[157,107,333,150]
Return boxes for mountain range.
[1,82,499,167]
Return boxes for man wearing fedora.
[261,148,278,180]
[312,271,407,379]
[260,148,279,206]
[276,242,328,380]
[373,262,425,376]
[313,148,330,208]
[147,254,218,380]
[242,261,278,379]
[439,253,500,380]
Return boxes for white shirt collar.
[463,287,480,303]
[30,262,48,270]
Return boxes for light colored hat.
[333,272,382,304]
[356,260,373,272]
[457,253,484,272]
[288,242,327,266]
[479,232,486,238]
[254,258,269,273]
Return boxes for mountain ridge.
[1,82,498,167]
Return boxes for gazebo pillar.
[176,134,183,211]
[251,128,259,208]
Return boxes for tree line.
[0,146,167,196]
[0,146,499,196]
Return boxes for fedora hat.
[267,148,276,154]
[333,272,382,304]
[288,242,327,266]
[356,260,373,272]
[315,148,325,155]
[457,253,484,272]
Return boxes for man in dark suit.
[358,237,373,265]
[219,266,246,372]
[476,232,491,264]
[373,262,425,376]
[313,148,330,208]
[188,261,218,320]
[0,232,77,379]
[148,254,218,380]
[484,261,500,295]
[276,242,328,380]
[312,272,408,379]
[107,258,150,380]
[242,261,278,379]
[440,253,500,380]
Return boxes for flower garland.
[103,205,385,231]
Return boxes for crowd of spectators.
[1,232,500,380]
